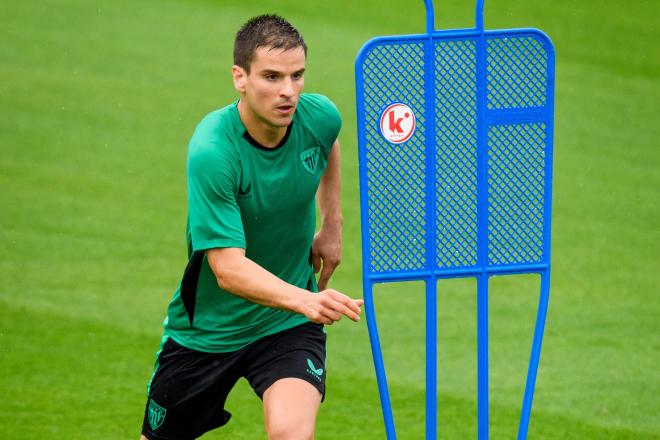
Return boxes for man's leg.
[263,378,322,440]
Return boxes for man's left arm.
[312,139,342,291]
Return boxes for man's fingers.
[324,291,362,322]
[322,303,353,323]
[317,270,329,291]
[317,263,336,291]
[320,308,342,323]
[309,290,363,324]
[311,251,321,273]
[328,290,362,315]
[307,308,336,325]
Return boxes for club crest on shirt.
[300,147,320,174]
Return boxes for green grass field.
[1,0,658,438]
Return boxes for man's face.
[233,46,306,130]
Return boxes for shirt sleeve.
[186,138,246,252]
[305,94,342,155]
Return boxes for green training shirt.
[163,93,341,353]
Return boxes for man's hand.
[311,224,342,291]
[299,289,363,325]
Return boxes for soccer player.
[139,14,363,440]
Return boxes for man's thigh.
[263,378,322,440]
[243,322,327,440]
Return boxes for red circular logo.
[379,103,416,144]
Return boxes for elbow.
[206,248,246,293]
[214,268,234,291]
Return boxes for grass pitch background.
[1,0,658,438]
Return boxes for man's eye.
[293,72,304,80]
[265,74,278,81]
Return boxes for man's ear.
[232,65,247,93]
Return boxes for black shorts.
[141,321,326,440]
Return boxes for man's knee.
[266,418,314,440]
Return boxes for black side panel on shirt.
[307,247,314,291]
[180,251,204,326]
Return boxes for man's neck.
[237,100,287,149]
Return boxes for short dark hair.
[233,14,307,72]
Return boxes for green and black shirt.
[163,93,341,353]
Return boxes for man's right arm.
[206,247,363,325]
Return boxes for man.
[140,14,363,440]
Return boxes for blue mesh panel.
[356,16,555,440]
[486,35,548,109]
[434,38,479,269]
[361,42,427,273]
[487,123,546,265]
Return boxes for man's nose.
[280,78,295,97]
